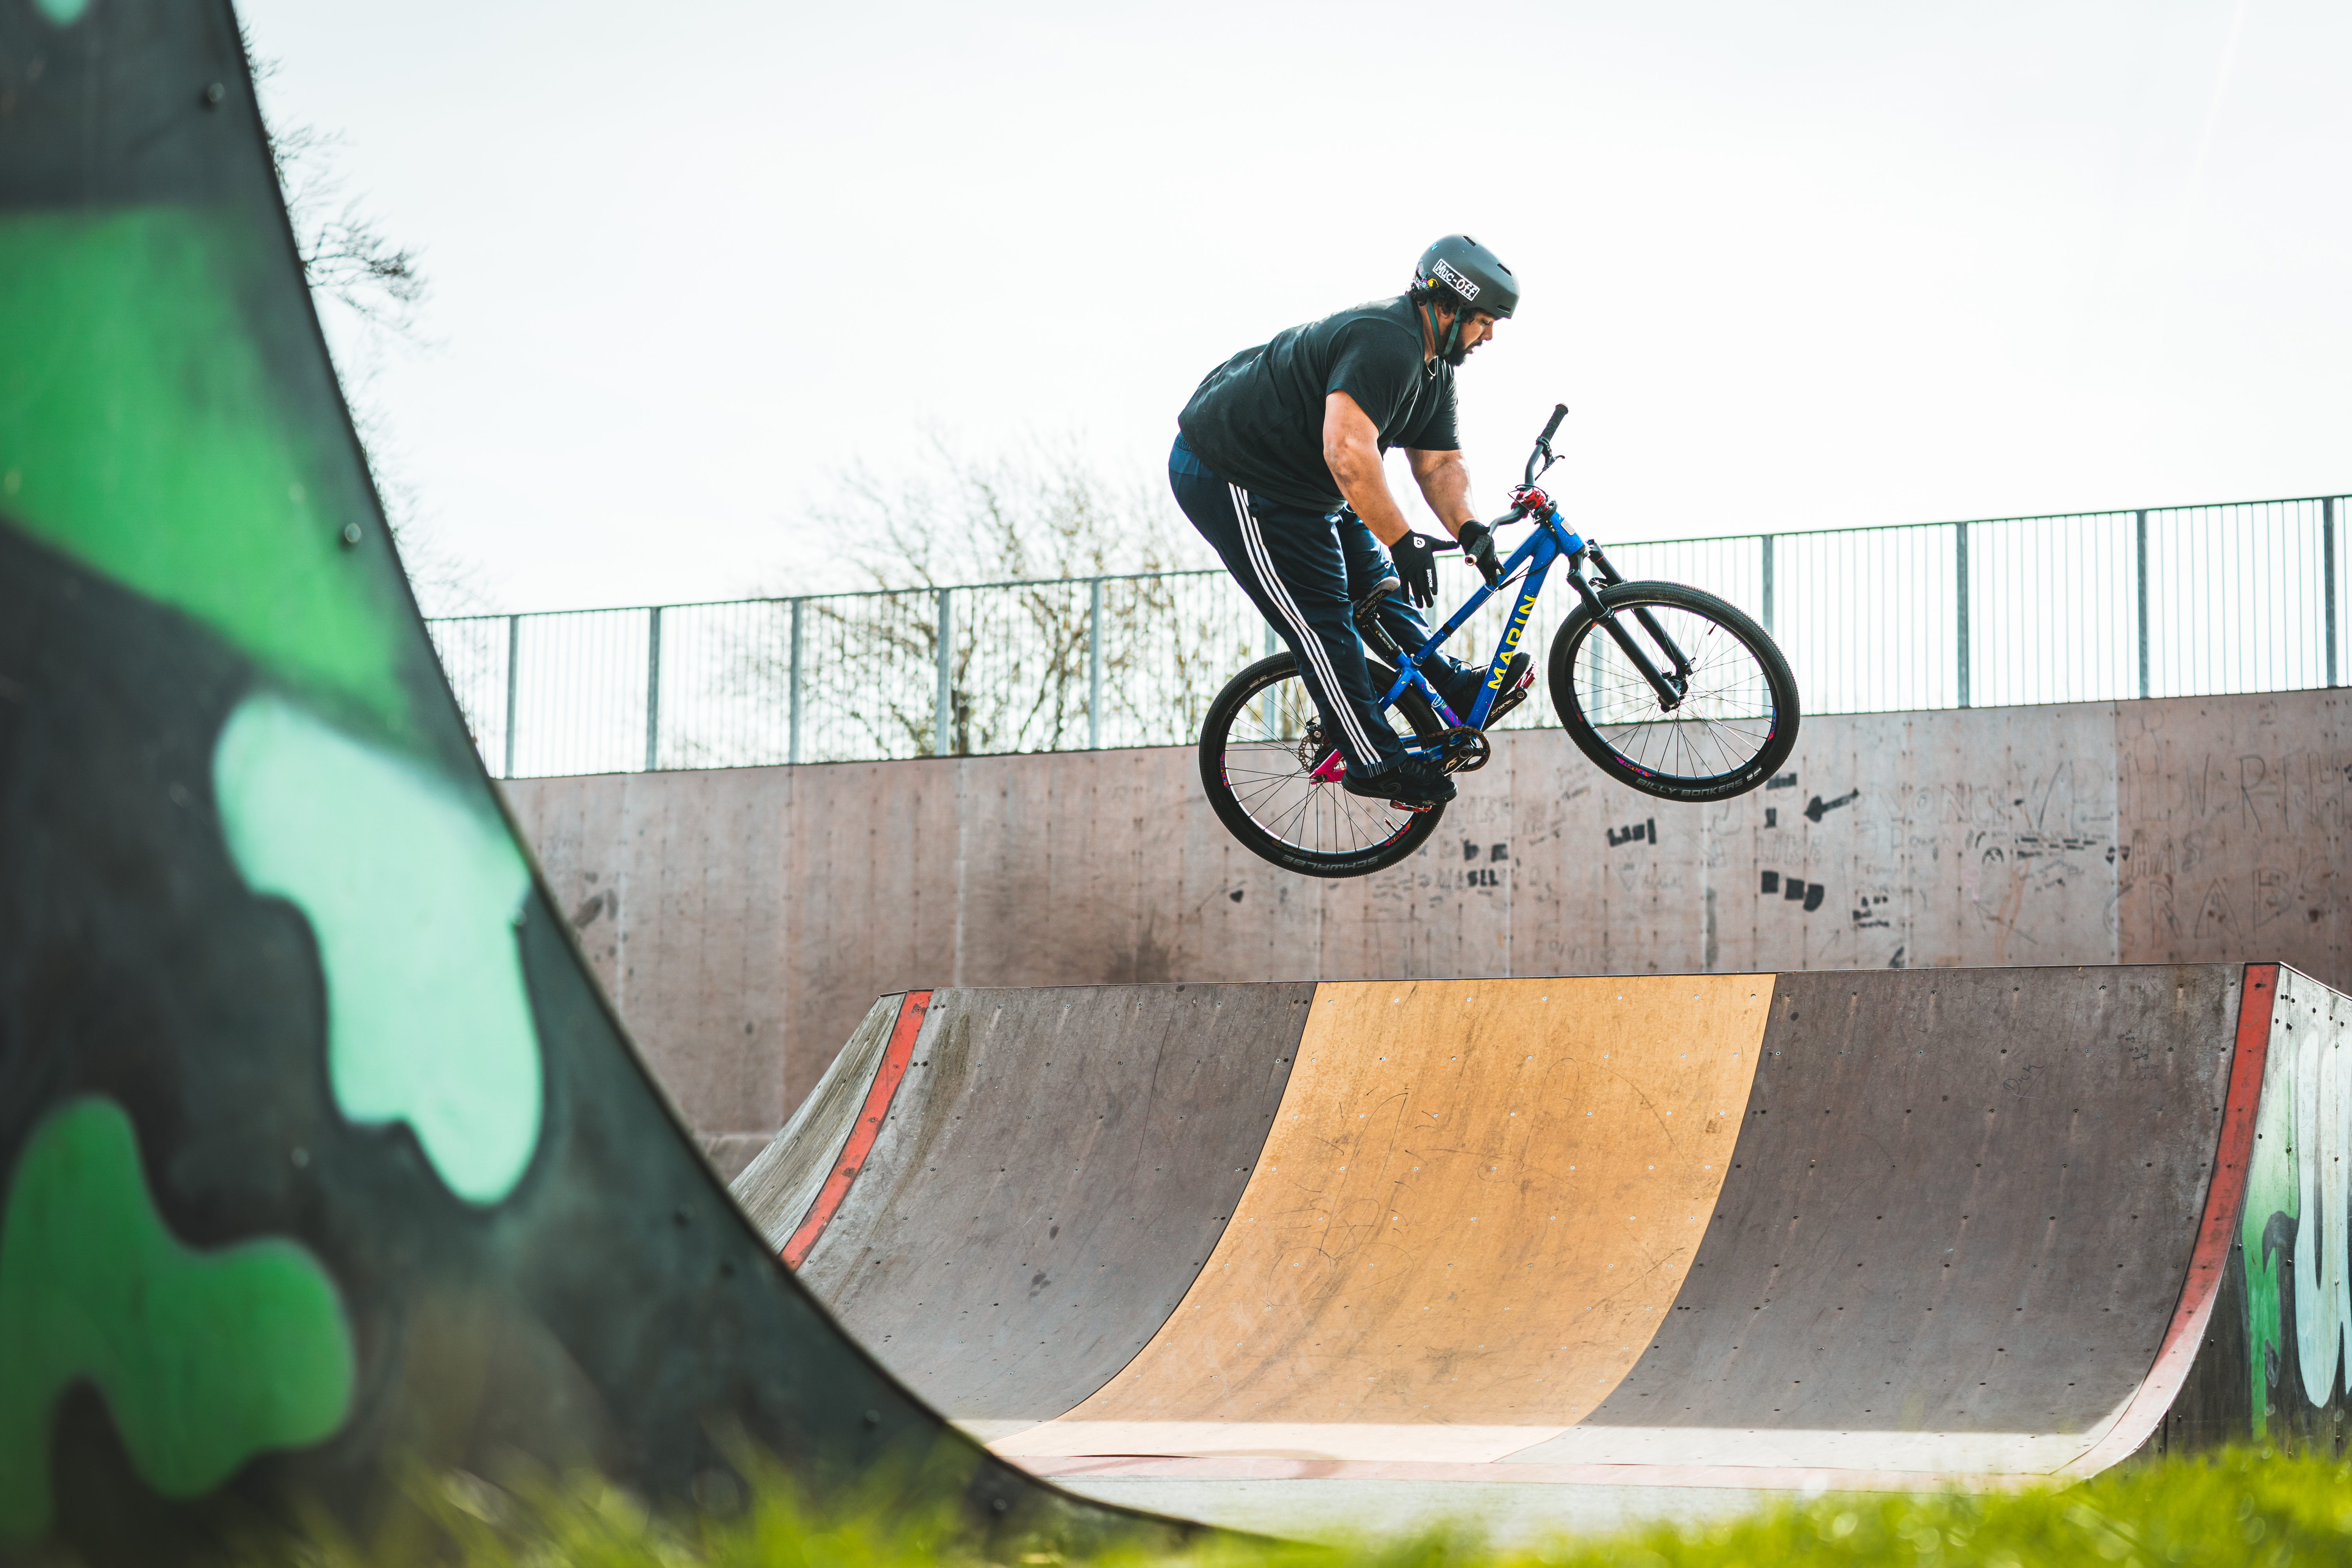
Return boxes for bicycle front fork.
[1569,543,1692,711]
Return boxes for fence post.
[643,606,663,772]
[1088,576,1103,750]
[2135,509,2151,700]
[1265,620,1278,661]
[1760,534,1776,637]
[2327,497,2340,689]
[502,613,519,780]
[788,597,805,765]
[1955,521,1971,709]
[934,588,953,756]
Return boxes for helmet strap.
[1419,296,1466,368]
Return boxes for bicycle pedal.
[1436,725,1492,773]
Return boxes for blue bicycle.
[1199,405,1801,877]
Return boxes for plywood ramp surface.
[1002,976,1773,1463]
[797,984,1312,1422]
[1504,965,2240,1474]
[729,993,905,1249]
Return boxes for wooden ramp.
[739,963,2343,1494]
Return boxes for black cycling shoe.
[1434,651,1534,729]
[1343,753,1457,812]
[1482,651,1535,728]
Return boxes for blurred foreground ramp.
[747,964,2352,1533]
[0,4,1178,1561]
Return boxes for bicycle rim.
[1201,654,1445,877]
[1548,582,1799,801]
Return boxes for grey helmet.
[1412,234,1517,366]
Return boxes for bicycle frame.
[1360,506,1698,756]
[1370,516,1573,733]
[1298,407,1703,782]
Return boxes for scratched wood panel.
[2114,693,2352,985]
[1033,746,1194,985]
[999,975,1771,1463]
[1504,729,1714,977]
[505,772,630,1003]
[1348,777,1518,981]
[782,759,960,1112]
[620,766,796,1148]
[1169,749,1326,984]
[1717,704,2125,976]
[947,751,1063,983]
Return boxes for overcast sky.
[238,0,2350,615]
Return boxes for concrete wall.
[504,688,2352,1177]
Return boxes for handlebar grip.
[1538,403,1568,447]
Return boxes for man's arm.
[1405,447,1475,532]
[1322,391,1430,546]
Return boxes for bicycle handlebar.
[1523,403,1569,487]
[1421,404,1573,548]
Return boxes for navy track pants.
[1169,435,1479,775]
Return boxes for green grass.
[249,1448,2352,1568]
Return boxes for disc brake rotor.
[1296,719,1331,774]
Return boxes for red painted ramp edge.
[783,989,931,1270]
[2056,962,2276,1477]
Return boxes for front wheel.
[1548,581,1799,802]
[1198,652,1448,878]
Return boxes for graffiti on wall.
[2241,969,2352,1439]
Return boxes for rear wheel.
[1547,581,1799,802]
[1198,652,1448,878]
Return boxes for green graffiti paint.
[214,692,543,1204]
[2239,987,2314,1439]
[0,1099,353,1541]
[0,210,414,734]
[2243,1088,2295,1437]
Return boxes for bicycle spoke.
[1571,597,1783,787]
[1211,664,1423,858]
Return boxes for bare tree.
[245,32,491,618]
[802,430,1205,591]
[733,436,1257,762]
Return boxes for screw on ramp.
[0,5,1180,1559]
[768,964,2351,1502]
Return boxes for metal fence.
[427,493,2347,779]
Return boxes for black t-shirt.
[1178,294,1459,512]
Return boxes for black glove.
[1457,520,1503,587]
[1390,532,1442,608]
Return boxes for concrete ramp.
[742,963,2348,1500]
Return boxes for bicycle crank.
[1434,726,1492,773]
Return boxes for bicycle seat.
[1353,575,1401,619]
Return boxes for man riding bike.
[1167,234,1532,813]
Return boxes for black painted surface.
[0,3,1174,1558]
[1579,966,2237,1441]
[800,985,1313,1420]
[2141,1238,2256,1459]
